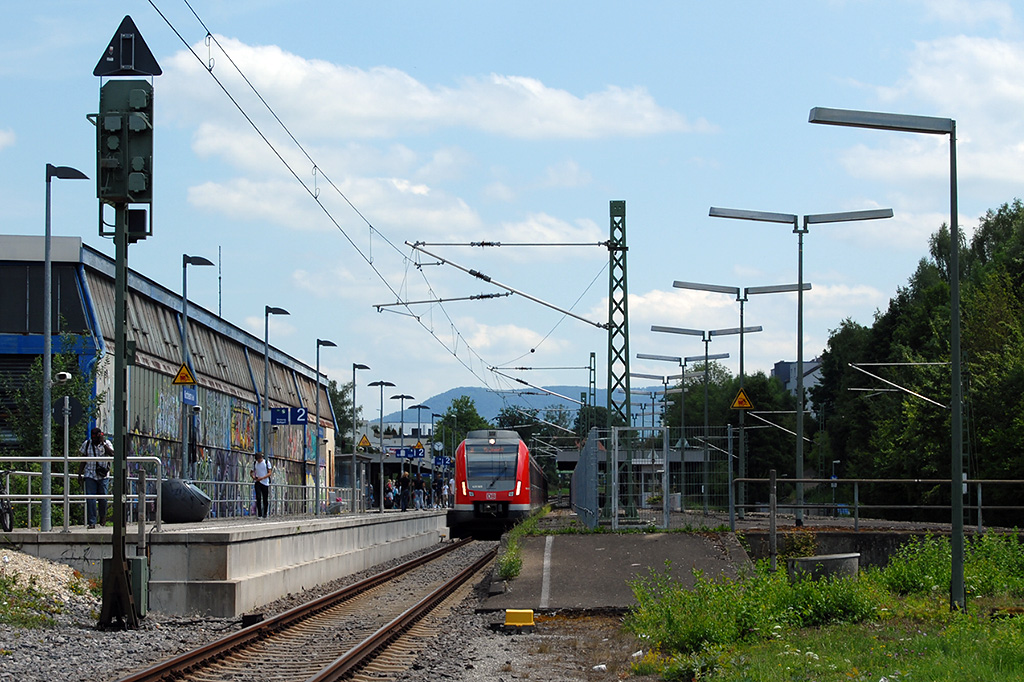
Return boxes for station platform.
[484,532,751,611]
[3,510,447,618]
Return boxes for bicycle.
[0,468,13,532]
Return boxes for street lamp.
[313,339,336,516]
[809,105,963,610]
[42,163,88,532]
[181,255,214,480]
[710,204,892,524]
[352,363,370,511]
[651,325,739,512]
[262,306,289,460]
[409,404,431,478]
[368,380,395,512]
[673,280,804,516]
[390,394,414,475]
[430,411,441,475]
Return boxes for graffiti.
[231,404,255,452]
[153,382,180,439]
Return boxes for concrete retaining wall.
[4,512,447,618]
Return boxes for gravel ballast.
[1,545,652,682]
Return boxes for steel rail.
[115,538,475,682]
[309,545,498,681]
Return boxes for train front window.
[465,443,518,490]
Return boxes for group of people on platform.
[377,471,452,512]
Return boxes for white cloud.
[917,0,1014,25]
[0,128,14,150]
[542,159,591,188]
[163,37,704,141]
[483,182,515,202]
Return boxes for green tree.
[432,395,492,456]
[0,334,103,527]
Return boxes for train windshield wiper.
[489,463,509,488]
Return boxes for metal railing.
[730,473,1024,532]
[0,455,163,532]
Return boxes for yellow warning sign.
[731,388,753,410]
[172,363,197,385]
[358,434,371,448]
[414,441,424,451]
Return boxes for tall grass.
[625,531,1024,680]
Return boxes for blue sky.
[3,1,1023,420]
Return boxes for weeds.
[627,530,1024,680]
[0,573,60,628]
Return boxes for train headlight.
[515,480,522,496]
[461,481,467,496]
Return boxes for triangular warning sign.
[94,16,162,77]
[173,363,197,385]
[358,435,371,448]
[415,441,424,451]
[731,388,753,410]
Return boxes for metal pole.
[62,395,70,533]
[263,311,270,458]
[181,259,188,479]
[703,335,710,514]
[949,123,965,609]
[738,295,747,519]
[42,173,53,532]
[795,225,807,525]
[352,364,370,512]
[315,343,321,515]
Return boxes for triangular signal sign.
[173,363,197,385]
[731,388,754,410]
[94,15,162,77]
[358,435,371,448]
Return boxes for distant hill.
[383,384,664,423]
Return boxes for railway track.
[115,538,497,682]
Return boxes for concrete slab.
[485,533,751,611]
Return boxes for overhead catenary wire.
[148,0,604,403]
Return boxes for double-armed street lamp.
[709,205,892,524]
[352,363,370,511]
[181,255,214,479]
[368,380,395,512]
[672,280,803,516]
[390,394,414,475]
[808,105,963,610]
[262,306,289,460]
[313,339,336,515]
[409,404,431,477]
[651,326,748,512]
[42,163,88,532]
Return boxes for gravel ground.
[0,544,655,682]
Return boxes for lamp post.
[390,394,414,475]
[673,280,802,516]
[352,363,370,511]
[651,326,741,512]
[368,380,395,512]
[262,306,289,461]
[42,163,88,532]
[181,255,214,480]
[430,411,442,475]
[313,339,336,516]
[409,404,430,478]
[710,205,892,524]
[809,105,962,609]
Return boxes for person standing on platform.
[413,473,425,510]
[78,427,112,528]
[399,471,410,511]
[251,452,272,518]
[441,479,450,509]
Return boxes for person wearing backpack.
[77,427,113,528]
[251,452,272,518]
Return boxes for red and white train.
[447,429,548,536]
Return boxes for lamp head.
[265,306,289,316]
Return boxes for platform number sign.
[290,407,308,424]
